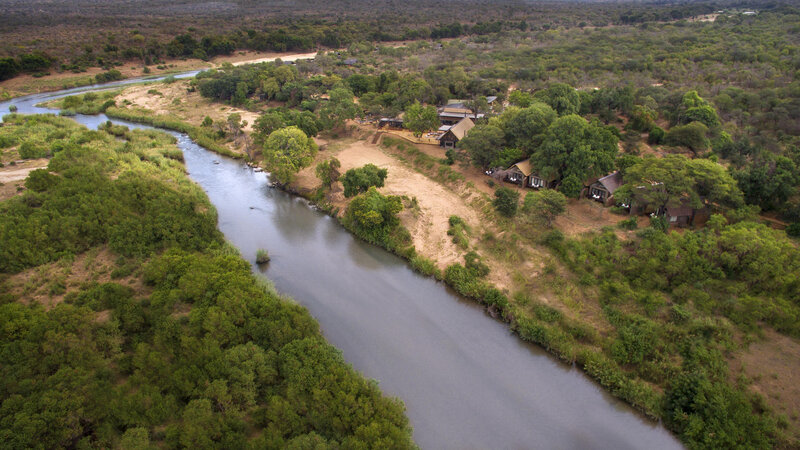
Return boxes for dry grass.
[729,328,800,441]
[2,247,150,309]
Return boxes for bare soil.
[0,157,49,200]
[295,135,483,270]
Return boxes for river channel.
[2,75,683,449]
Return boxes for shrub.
[617,217,638,230]
[493,186,519,217]
[647,126,665,145]
[447,215,471,249]
[341,163,388,197]
[786,223,800,238]
[256,249,270,264]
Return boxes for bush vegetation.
[341,163,388,197]
[0,114,414,448]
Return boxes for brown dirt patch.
[729,328,800,440]
[2,247,150,309]
[296,136,483,270]
[117,80,260,133]
[0,158,49,200]
[555,198,631,237]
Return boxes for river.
[1,76,683,450]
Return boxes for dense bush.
[0,114,414,449]
[493,186,520,217]
[341,163,388,197]
[341,187,410,251]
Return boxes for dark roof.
[596,171,622,194]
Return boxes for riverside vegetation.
[0,114,414,448]
[7,1,800,447]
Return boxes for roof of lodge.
[447,117,475,140]
[595,171,623,194]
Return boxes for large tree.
[534,83,581,116]
[458,124,506,169]
[403,101,440,137]
[262,126,318,185]
[531,114,618,197]
[495,102,556,153]
[522,189,567,227]
[615,155,742,214]
[319,87,360,130]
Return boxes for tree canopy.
[403,101,440,137]
[531,114,618,197]
[261,126,318,185]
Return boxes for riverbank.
[0,50,318,100]
[32,74,794,446]
[0,113,416,448]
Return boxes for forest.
[0,114,414,448]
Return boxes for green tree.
[531,115,618,197]
[458,124,506,169]
[629,105,657,131]
[342,187,404,245]
[734,155,799,211]
[341,163,388,197]
[262,126,318,185]
[315,157,341,189]
[665,121,709,155]
[403,101,440,137]
[319,88,360,130]
[534,83,580,116]
[522,189,567,226]
[616,155,742,214]
[495,102,556,152]
[493,186,520,217]
[508,90,533,107]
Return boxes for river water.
[2,77,683,449]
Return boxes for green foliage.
[447,215,471,250]
[615,154,742,215]
[493,186,519,217]
[0,116,219,272]
[647,126,665,145]
[318,87,360,129]
[617,217,638,230]
[521,189,567,227]
[104,107,240,159]
[531,114,618,197]
[665,121,709,154]
[0,114,414,449]
[629,104,657,132]
[261,126,318,185]
[665,373,775,449]
[95,69,124,83]
[403,100,439,137]
[341,187,409,250]
[254,107,322,141]
[534,83,581,116]
[315,157,341,189]
[47,90,118,115]
[458,123,506,169]
[494,102,556,153]
[341,163,388,197]
[256,248,271,263]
